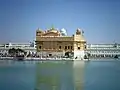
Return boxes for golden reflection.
[73,61,84,90]
[34,61,84,90]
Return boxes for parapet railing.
[0,47,36,50]
[87,47,120,50]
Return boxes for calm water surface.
[0,59,120,90]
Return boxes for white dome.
[77,28,82,31]
[60,28,67,36]
[61,28,66,32]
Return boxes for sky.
[0,0,120,44]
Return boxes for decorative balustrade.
[36,36,74,41]
[87,47,120,50]
[0,47,36,50]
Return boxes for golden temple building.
[35,27,87,60]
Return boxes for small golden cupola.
[36,28,44,36]
[76,28,81,35]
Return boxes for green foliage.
[84,54,88,59]
[8,48,25,56]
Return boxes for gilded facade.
[36,27,86,59]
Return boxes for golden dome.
[48,27,59,33]
[50,29,58,33]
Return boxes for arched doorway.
[65,51,74,58]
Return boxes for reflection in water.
[1,60,120,90]
[73,61,84,90]
[35,61,84,90]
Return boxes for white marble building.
[0,41,120,58]
[86,43,120,57]
[0,41,36,55]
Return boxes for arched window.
[78,47,80,50]
[59,46,61,49]
[39,46,41,49]
[68,46,70,49]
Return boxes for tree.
[8,48,25,56]
[87,53,91,57]
[84,54,88,59]
[65,52,70,58]
[16,48,24,53]
[8,48,16,56]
